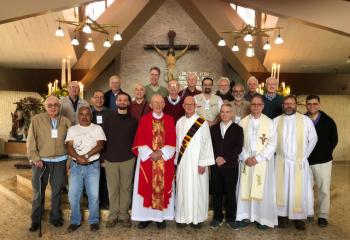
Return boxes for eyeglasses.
[47,103,59,108]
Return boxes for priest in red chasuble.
[131,94,176,230]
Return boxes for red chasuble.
[132,112,176,210]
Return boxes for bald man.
[130,83,151,121]
[131,94,176,229]
[179,73,201,99]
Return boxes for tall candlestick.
[48,83,52,95]
[67,56,71,84]
[61,59,66,87]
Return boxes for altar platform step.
[0,171,110,221]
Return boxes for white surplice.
[273,114,318,219]
[236,114,278,227]
[175,114,215,224]
[131,112,176,222]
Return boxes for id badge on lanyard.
[96,115,103,124]
[51,119,58,139]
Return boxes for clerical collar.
[265,93,276,101]
[167,95,181,105]
[152,111,163,119]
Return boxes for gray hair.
[219,77,230,85]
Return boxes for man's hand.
[150,150,162,161]
[198,165,206,175]
[77,155,88,165]
[101,161,106,168]
[34,160,44,168]
[245,157,258,167]
[215,157,226,167]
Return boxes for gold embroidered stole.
[240,115,270,200]
[151,118,165,210]
[276,113,304,213]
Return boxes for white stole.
[276,113,304,213]
[240,114,270,200]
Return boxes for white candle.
[67,56,71,84]
[61,59,66,87]
[54,79,59,93]
[277,64,280,82]
[79,82,84,99]
[48,83,52,95]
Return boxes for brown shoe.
[119,219,132,228]
[106,219,118,228]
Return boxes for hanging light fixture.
[103,37,112,48]
[246,43,255,57]
[82,23,92,34]
[263,39,271,50]
[218,37,226,47]
[71,32,79,45]
[274,29,284,44]
[243,33,253,42]
[55,23,64,37]
[85,38,95,51]
[232,42,239,52]
[113,31,122,41]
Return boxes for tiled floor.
[0,159,349,240]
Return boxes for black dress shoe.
[176,223,187,228]
[138,221,151,229]
[90,223,99,232]
[29,223,39,232]
[318,218,328,227]
[67,224,81,233]
[50,219,64,227]
[156,221,166,229]
[293,220,306,231]
[278,216,289,228]
[190,223,202,229]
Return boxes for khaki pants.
[105,158,135,221]
[310,161,332,219]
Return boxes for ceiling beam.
[0,0,94,24]
[176,0,266,81]
[234,0,350,37]
[77,0,166,88]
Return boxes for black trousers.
[99,167,109,207]
[31,161,66,224]
[211,165,238,222]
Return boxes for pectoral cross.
[260,134,267,145]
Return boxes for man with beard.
[230,83,250,124]
[273,95,318,231]
[216,77,234,102]
[179,73,201,99]
[102,93,138,228]
[194,77,223,127]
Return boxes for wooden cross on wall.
[144,30,199,51]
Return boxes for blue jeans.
[68,160,100,225]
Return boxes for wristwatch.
[84,154,89,159]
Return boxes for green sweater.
[145,84,169,102]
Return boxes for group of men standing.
[27,66,338,234]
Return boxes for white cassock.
[131,146,175,222]
[273,114,317,219]
[175,114,215,224]
[236,114,278,228]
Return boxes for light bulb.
[263,41,271,50]
[71,37,79,46]
[113,32,122,41]
[85,38,95,51]
[231,43,239,52]
[274,35,284,44]
[246,44,255,57]
[55,27,64,37]
[243,33,253,42]
[103,39,111,48]
[82,24,92,34]
[218,38,226,47]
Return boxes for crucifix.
[260,134,268,145]
[144,30,199,82]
